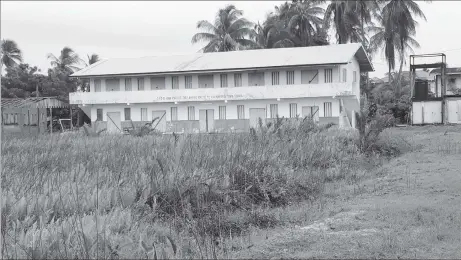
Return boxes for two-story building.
[69,43,373,133]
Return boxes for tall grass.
[1,119,405,259]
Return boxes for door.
[199,109,215,132]
[302,106,319,122]
[106,112,122,133]
[249,108,266,128]
[152,110,167,132]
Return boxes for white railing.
[69,83,353,105]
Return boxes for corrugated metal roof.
[430,67,461,75]
[71,43,373,78]
[1,97,69,109]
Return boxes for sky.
[2,1,461,78]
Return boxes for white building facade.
[69,43,373,133]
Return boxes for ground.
[231,125,461,259]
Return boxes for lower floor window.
[269,104,278,118]
[237,105,245,119]
[187,106,195,120]
[289,103,297,118]
[96,109,103,121]
[324,102,332,117]
[219,106,226,120]
[141,108,148,121]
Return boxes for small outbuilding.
[1,97,70,133]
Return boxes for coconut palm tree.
[368,13,420,94]
[323,1,363,44]
[1,39,23,68]
[47,47,83,75]
[348,0,382,48]
[86,54,100,66]
[284,0,325,47]
[382,0,427,85]
[191,5,257,52]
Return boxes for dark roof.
[1,97,69,109]
[430,67,461,75]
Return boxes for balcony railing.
[69,83,353,105]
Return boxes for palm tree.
[86,54,100,66]
[369,13,420,95]
[348,0,382,48]
[382,0,427,85]
[1,39,23,68]
[47,47,83,75]
[283,0,326,47]
[324,1,357,44]
[191,5,256,52]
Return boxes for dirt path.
[233,126,461,259]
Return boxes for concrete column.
[352,110,356,129]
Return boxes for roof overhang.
[354,45,374,72]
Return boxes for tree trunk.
[397,51,405,98]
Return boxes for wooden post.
[70,106,73,130]
[50,107,53,134]
[37,108,40,134]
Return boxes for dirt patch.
[232,125,461,259]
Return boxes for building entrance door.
[199,109,214,132]
[249,108,266,128]
[106,112,122,133]
[152,110,166,132]
[302,106,319,122]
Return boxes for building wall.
[87,64,358,92]
[90,97,340,122]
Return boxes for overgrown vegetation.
[1,116,410,259]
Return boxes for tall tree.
[86,54,100,66]
[324,1,358,44]
[191,5,256,52]
[348,0,382,48]
[47,47,83,75]
[382,0,427,86]
[284,0,326,47]
[1,39,23,68]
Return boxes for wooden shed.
[1,97,70,133]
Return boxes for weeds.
[1,118,404,259]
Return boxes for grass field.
[1,121,460,259]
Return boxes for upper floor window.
[171,76,179,89]
[342,68,347,82]
[220,74,228,88]
[125,78,132,91]
[324,69,333,83]
[301,70,319,84]
[198,75,214,88]
[137,78,145,91]
[185,75,192,89]
[353,71,357,83]
[248,72,265,86]
[234,73,242,87]
[286,71,295,85]
[94,79,102,92]
[271,71,280,85]
[151,77,165,90]
[106,79,120,92]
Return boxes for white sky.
[2,1,461,78]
